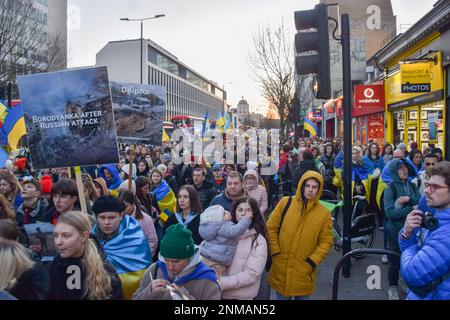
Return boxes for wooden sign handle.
[74,166,88,215]
[128,145,134,190]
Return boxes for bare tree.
[248,20,294,140]
[45,33,67,72]
[0,0,66,88]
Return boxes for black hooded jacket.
[292,159,318,192]
[8,263,50,300]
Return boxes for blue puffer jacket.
[399,207,450,300]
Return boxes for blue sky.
[68,0,436,114]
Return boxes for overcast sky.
[68,0,436,114]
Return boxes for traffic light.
[294,4,331,99]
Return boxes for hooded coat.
[266,171,333,296]
[98,165,122,190]
[399,207,450,300]
[243,170,268,215]
[132,247,221,300]
[383,159,421,234]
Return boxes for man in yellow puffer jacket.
[266,171,333,299]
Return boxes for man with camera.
[399,161,450,300]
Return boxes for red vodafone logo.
[364,88,375,98]
[354,84,385,108]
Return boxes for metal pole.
[140,20,143,84]
[341,14,352,278]
[7,82,12,108]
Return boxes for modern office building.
[48,0,68,68]
[96,38,226,122]
[0,0,67,85]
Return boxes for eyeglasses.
[424,162,436,167]
[424,182,449,192]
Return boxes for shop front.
[323,98,337,138]
[385,51,445,152]
[353,84,385,145]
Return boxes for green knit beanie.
[160,224,195,259]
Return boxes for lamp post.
[120,14,165,84]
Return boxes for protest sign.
[110,82,165,146]
[16,66,119,169]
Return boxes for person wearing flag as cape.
[333,145,372,204]
[150,168,177,228]
[132,224,221,300]
[92,195,152,300]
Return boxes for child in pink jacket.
[243,170,268,216]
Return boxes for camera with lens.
[421,212,439,231]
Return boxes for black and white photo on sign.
[421,131,429,141]
[396,111,405,120]
[408,110,418,120]
[421,120,428,129]
[397,120,405,130]
[408,131,417,143]
[421,110,428,120]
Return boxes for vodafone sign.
[354,84,385,108]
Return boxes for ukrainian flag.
[162,128,170,142]
[152,179,177,225]
[202,111,209,137]
[224,114,231,130]
[216,112,225,128]
[0,100,8,124]
[303,118,318,137]
[92,215,152,300]
[2,103,27,151]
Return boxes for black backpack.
[265,197,292,271]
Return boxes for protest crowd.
[1,135,449,301]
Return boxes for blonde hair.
[58,211,112,300]
[0,240,34,291]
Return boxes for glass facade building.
[146,42,224,121]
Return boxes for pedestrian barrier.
[332,248,400,300]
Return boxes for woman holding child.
[218,197,268,300]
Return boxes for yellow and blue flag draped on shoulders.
[304,118,318,136]
[333,151,372,203]
[152,179,177,226]
[93,215,151,300]
[1,101,27,151]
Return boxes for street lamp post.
[120,14,165,84]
